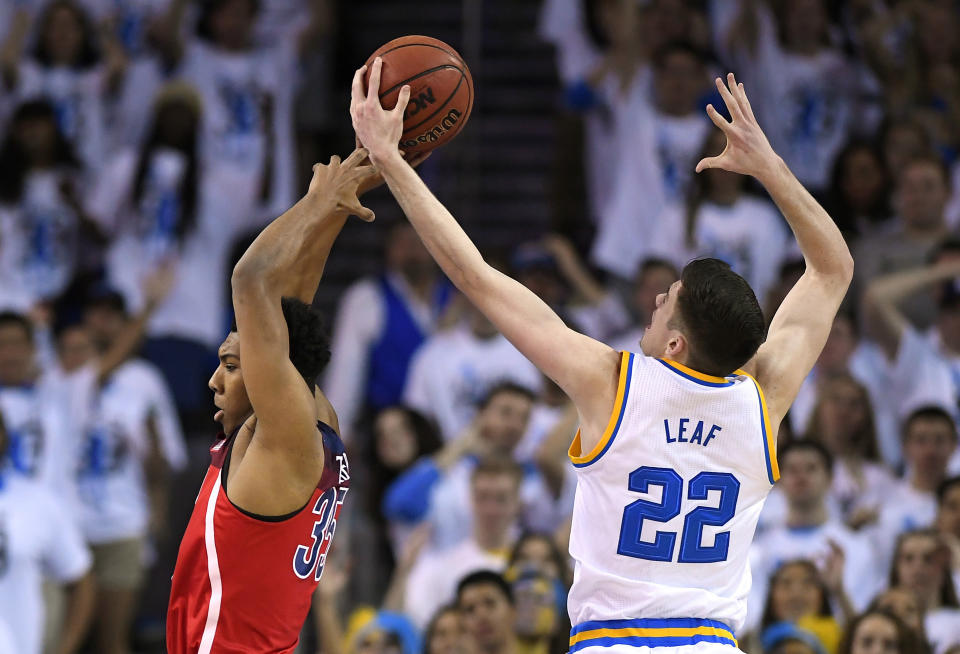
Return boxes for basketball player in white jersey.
[352,65,853,653]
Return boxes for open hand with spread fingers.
[307,147,379,222]
[695,73,780,181]
[350,57,411,166]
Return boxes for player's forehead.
[218,333,240,359]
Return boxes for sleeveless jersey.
[566,353,778,650]
[167,422,350,654]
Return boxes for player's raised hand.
[350,57,411,164]
[695,73,778,180]
[308,147,378,222]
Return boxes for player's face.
[895,534,944,595]
[873,589,923,632]
[0,324,35,386]
[471,473,521,537]
[780,451,830,508]
[374,409,419,470]
[850,614,900,654]
[57,325,95,373]
[641,281,684,360]
[209,333,252,434]
[937,485,960,538]
[478,392,533,454]
[459,584,515,649]
[903,419,956,479]
[428,610,473,654]
[770,563,823,622]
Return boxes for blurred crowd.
[1,1,960,654]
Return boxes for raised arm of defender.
[351,59,622,445]
[698,74,854,425]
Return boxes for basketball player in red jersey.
[166,147,393,653]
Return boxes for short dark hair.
[901,152,951,187]
[479,381,535,409]
[938,476,960,505]
[902,406,957,443]
[230,297,330,391]
[779,440,833,474]
[637,257,680,282]
[671,259,766,375]
[196,0,260,41]
[653,40,709,70]
[456,570,513,606]
[0,312,34,343]
[471,457,524,488]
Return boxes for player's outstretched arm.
[229,155,374,510]
[351,59,621,444]
[698,74,854,425]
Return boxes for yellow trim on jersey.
[570,626,738,648]
[660,359,729,384]
[568,350,631,465]
[737,368,780,483]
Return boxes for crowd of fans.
[1,1,960,654]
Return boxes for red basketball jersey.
[167,422,350,653]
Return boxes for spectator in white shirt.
[750,441,877,632]
[0,100,102,312]
[873,407,958,567]
[650,127,790,304]
[403,306,541,442]
[804,372,896,529]
[404,460,522,629]
[888,529,960,654]
[324,222,453,439]
[0,409,96,654]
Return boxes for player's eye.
[225,364,237,372]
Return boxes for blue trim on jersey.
[571,352,634,468]
[569,634,738,652]
[570,618,735,636]
[657,360,734,387]
[753,381,775,484]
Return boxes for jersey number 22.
[617,466,739,563]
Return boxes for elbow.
[231,257,272,292]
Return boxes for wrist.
[755,155,790,189]
[368,146,405,172]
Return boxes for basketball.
[363,35,474,155]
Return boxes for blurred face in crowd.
[850,614,901,654]
[0,322,36,386]
[209,332,252,434]
[467,305,499,340]
[386,224,435,287]
[209,0,256,51]
[894,533,947,606]
[84,304,125,353]
[374,408,419,470]
[883,126,927,176]
[770,561,824,622]
[42,3,85,66]
[814,377,870,458]
[513,536,562,580]
[478,391,532,454]
[427,609,473,654]
[781,0,827,53]
[902,417,956,483]
[57,325,94,373]
[896,162,949,232]
[872,588,924,633]
[816,315,857,374]
[654,49,705,116]
[779,449,831,510]
[471,471,521,540]
[459,583,516,653]
[633,263,676,327]
[937,483,960,538]
[936,303,960,355]
[841,148,886,214]
[596,0,643,51]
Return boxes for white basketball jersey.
[567,352,778,648]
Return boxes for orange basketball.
[363,35,474,155]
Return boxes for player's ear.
[665,333,685,359]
